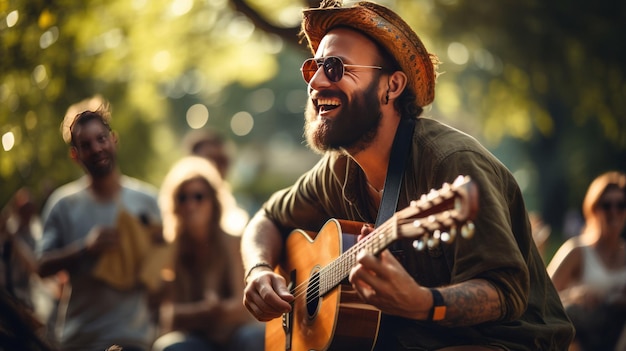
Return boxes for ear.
[111,131,119,145]
[386,71,408,101]
[69,147,78,161]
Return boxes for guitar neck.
[314,175,477,296]
[318,218,399,296]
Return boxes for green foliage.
[0,0,291,208]
[1,0,624,243]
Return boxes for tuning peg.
[427,188,444,205]
[412,219,423,231]
[461,221,475,239]
[445,226,457,243]
[440,231,451,243]
[454,197,462,211]
[412,239,426,251]
[427,230,441,248]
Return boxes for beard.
[83,151,116,178]
[304,78,382,154]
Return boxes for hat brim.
[301,1,435,107]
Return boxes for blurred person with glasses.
[152,156,263,351]
[182,129,250,238]
[548,171,626,351]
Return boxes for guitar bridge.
[282,270,296,350]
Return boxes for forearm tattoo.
[438,280,502,327]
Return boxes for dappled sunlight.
[39,26,58,49]
[24,111,38,131]
[168,0,194,17]
[435,81,461,116]
[473,48,497,72]
[447,42,469,65]
[246,88,275,114]
[31,65,49,89]
[186,103,210,129]
[248,0,306,26]
[151,50,172,73]
[6,10,19,27]
[0,0,624,240]
[230,111,254,136]
[483,89,534,144]
[226,15,255,41]
[2,132,15,152]
[152,124,179,157]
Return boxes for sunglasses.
[598,201,626,212]
[300,56,382,84]
[176,192,209,204]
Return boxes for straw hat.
[301,0,437,107]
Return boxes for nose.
[92,141,103,151]
[308,65,331,92]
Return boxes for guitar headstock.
[394,175,479,249]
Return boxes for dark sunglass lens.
[323,56,343,82]
[176,192,207,204]
[600,201,626,211]
[301,59,318,83]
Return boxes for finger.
[244,282,277,320]
[378,249,403,268]
[272,276,295,303]
[245,292,284,321]
[264,275,293,309]
[359,223,375,241]
[244,274,292,321]
[356,249,386,277]
[351,277,376,303]
[351,264,384,293]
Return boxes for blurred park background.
[1,0,625,261]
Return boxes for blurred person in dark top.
[0,288,56,351]
[1,187,41,310]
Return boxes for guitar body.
[266,219,381,351]
[264,176,479,351]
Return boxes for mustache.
[309,90,346,101]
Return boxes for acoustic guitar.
[265,175,479,351]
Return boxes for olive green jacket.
[263,117,574,350]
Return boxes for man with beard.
[37,100,161,351]
[241,1,574,350]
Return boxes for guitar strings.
[289,218,398,305]
[288,183,464,306]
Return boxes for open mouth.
[93,156,109,166]
[315,97,341,114]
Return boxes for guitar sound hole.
[306,270,320,319]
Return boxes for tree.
[1,0,624,246]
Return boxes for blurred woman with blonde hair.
[152,156,263,351]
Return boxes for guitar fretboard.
[314,177,472,296]
[318,218,399,295]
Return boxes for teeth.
[317,98,340,106]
